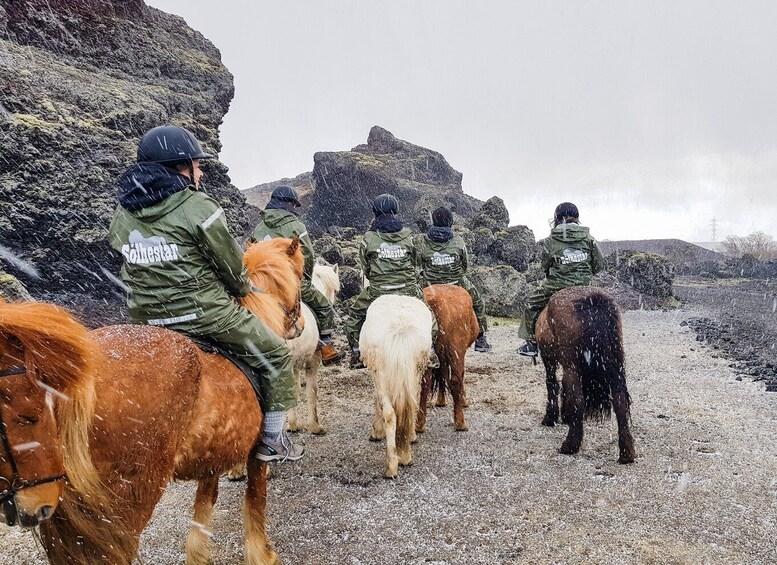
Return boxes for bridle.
[285,288,303,334]
[0,363,67,506]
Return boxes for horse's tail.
[373,313,425,446]
[574,290,629,421]
[429,365,446,400]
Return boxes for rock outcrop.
[306,126,483,234]
[0,0,253,298]
[605,250,675,301]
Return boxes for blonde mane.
[241,238,304,335]
[0,301,132,562]
[313,262,340,304]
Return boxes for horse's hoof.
[558,443,579,455]
[384,471,398,479]
[310,426,327,436]
[369,435,383,442]
[414,426,425,434]
[541,417,556,427]
[435,402,447,408]
[455,423,469,432]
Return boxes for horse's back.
[362,294,432,339]
[424,284,479,350]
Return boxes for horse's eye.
[16,416,38,426]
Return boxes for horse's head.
[312,262,340,304]
[243,236,307,339]
[0,301,95,527]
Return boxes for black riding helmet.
[137,125,213,165]
[270,185,301,207]
[431,206,454,227]
[553,202,579,225]
[372,193,399,216]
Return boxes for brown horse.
[0,238,304,564]
[535,286,636,464]
[417,284,479,433]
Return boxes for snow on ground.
[3,308,776,564]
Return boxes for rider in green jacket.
[517,202,605,357]
[346,194,440,369]
[251,185,341,366]
[419,206,491,352]
[108,125,303,462]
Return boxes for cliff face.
[0,0,254,297]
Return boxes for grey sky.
[147,0,777,242]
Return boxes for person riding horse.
[108,124,303,462]
[419,206,492,353]
[251,185,342,366]
[517,201,605,357]
[345,193,440,369]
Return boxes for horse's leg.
[244,459,280,565]
[369,388,385,441]
[286,364,303,433]
[382,395,399,478]
[416,368,432,434]
[305,358,326,435]
[435,371,446,407]
[449,358,468,431]
[185,477,219,565]
[559,368,584,455]
[541,353,560,427]
[612,391,637,464]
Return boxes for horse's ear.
[333,263,339,275]
[287,235,301,257]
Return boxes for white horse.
[287,262,340,434]
[361,294,434,478]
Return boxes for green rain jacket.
[419,234,469,284]
[251,208,314,281]
[360,228,418,290]
[108,188,251,328]
[540,223,605,289]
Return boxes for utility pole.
[710,218,718,243]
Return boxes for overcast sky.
[147,0,777,242]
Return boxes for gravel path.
[3,308,777,564]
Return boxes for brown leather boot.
[317,340,342,366]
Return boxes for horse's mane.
[313,263,340,303]
[0,301,133,562]
[242,238,304,335]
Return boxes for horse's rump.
[423,284,478,396]
[544,287,628,421]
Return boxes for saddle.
[188,336,265,401]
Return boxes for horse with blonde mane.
[0,237,304,565]
[287,262,340,435]
[361,295,433,479]
[416,284,479,433]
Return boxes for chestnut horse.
[535,286,636,464]
[361,295,434,479]
[0,238,304,564]
[416,285,479,433]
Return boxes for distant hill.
[599,239,724,263]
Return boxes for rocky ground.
[675,277,777,390]
[3,303,777,564]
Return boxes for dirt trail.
[3,308,776,564]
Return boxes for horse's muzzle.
[0,497,55,528]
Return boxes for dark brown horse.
[0,238,304,564]
[417,284,479,432]
[535,286,636,464]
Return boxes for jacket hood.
[427,226,454,243]
[124,185,197,222]
[117,162,191,212]
[550,222,589,243]
[260,208,298,228]
[370,226,412,243]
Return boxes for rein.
[0,363,67,506]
